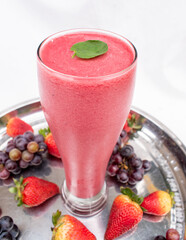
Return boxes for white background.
[0,0,186,145]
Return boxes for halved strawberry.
[39,128,60,158]
[6,117,33,137]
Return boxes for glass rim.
[37,28,137,81]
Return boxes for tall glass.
[37,29,137,216]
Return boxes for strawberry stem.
[169,191,175,207]
[9,176,27,207]
[39,127,51,138]
[120,187,144,205]
[52,210,62,227]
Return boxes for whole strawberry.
[123,113,142,133]
[39,127,60,158]
[51,210,96,240]
[6,117,34,137]
[104,187,143,240]
[140,190,174,216]
[9,176,59,207]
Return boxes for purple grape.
[23,131,35,142]
[116,137,122,146]
[30,154,42,166]
[7,139,15,145]
[15,137,28,151]
[142,160,151,171]
[120,145,134,158]
[112,145,119,155]
[9,224,20,238]
[12,167,21,175]
[107,164,119,177]
[34,134,44,144]
[131,170,143,181]
[38,142,47,154]
[154,236,166,240]
[0,168,10,180]
[0,216,13,231]
[5,160,18,172]
[166,228,180,240]
[128,177,136,186]
[5,144,15,154]
[138,167,145,176]
[117,171,129,183]
[0,152,9,164]
[13,135,24,144]
[120,130,127,138]
[112,154,122,165]
[19,159,29,169]
[130,157,142,169]
[0,232,13,240]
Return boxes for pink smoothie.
[37,30,137,198]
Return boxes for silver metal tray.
[0,99,185,240]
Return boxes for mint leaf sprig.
[71,40,108,59]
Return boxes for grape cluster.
[0,216,20,239]
[107,130,151,186]
[0,131,47,180]
[154,229,180,240]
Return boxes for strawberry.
[104,187,143,240]
[39,128,60,158]
[6,117,34,137]
[9,176,59,207]
[140,190,174,216]
[51,210,96,240]
[124,113,142,133]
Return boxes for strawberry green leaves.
[71,40,108,59]
[120,187,144,205]
[9,176,27,207]
[52,210,62,226]
[38,127,51,138]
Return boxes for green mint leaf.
[71,40,108,59]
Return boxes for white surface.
[0,0,186,145]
